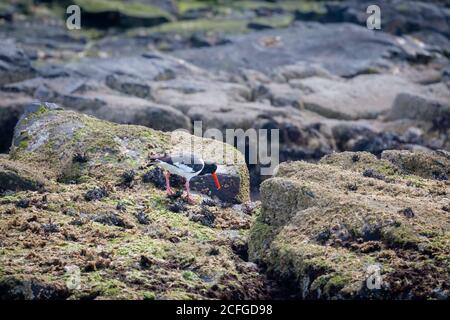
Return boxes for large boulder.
[0,103,268,300]
[249,151,450,299]
[9,102,249,203]
[0,93,33,153]
[0,102,267,300]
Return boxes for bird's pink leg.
[184,180,195,204]
[164,172,174,195]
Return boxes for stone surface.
[0,40,35,86]
[387,92,450,131]
[294,74,425,120]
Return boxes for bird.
[149,153,221,203]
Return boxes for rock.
[84,187,109,201]
[294,75,423,119]
[0,3,14,22]
[387,93,450,132]
[91,212,133,229]
[271,62,334,82]
[0,39,35,86]
[249,151,449,299]
[59,92,192,132]
[0,100,265,299]
[254,83,302,107]
[0,94,33,153]
[66,53,195,82]
[0,107,266,300]
[381,149,450,181]
[174,22,431,77]
[0,157,47,192]
[331,122,402,155]
[9,102,249,204]
[105,74,151,98]
[0,276,70,300]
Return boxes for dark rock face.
[190,173,242,204]
[315,1,450,39]
[91,212,133,229]
[0,277,70,300]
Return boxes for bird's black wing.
[171,153,204,173]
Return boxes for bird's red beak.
[211,172,221,190]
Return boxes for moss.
[323,273,352,295]
[177,0,211,14]
[35,104,50,116]
[182,270,200,281]
[250,15,293,29]
[85,272,127,297]
[113,236,168,259]
[248,214,275,261]
[382,225,420,249]
[279,1,326,14]
[164,290,194,300]
[143,291,156,300]
[17,132,29,150]
[147,18,249,34]
[374,162,399,177]
[74,0,173,19]
[0,194,21,204]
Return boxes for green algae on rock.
[0,102,262,300]
[249,151,450,299]
[9,102,249,203]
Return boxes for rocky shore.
[0,0,449,300]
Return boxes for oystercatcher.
[149,153,221,203]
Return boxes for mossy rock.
[10,102,249,203]
[0,103,263,300]
[0,157,48,192]
[249,151,450,299]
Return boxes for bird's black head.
[200,161,217,175]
